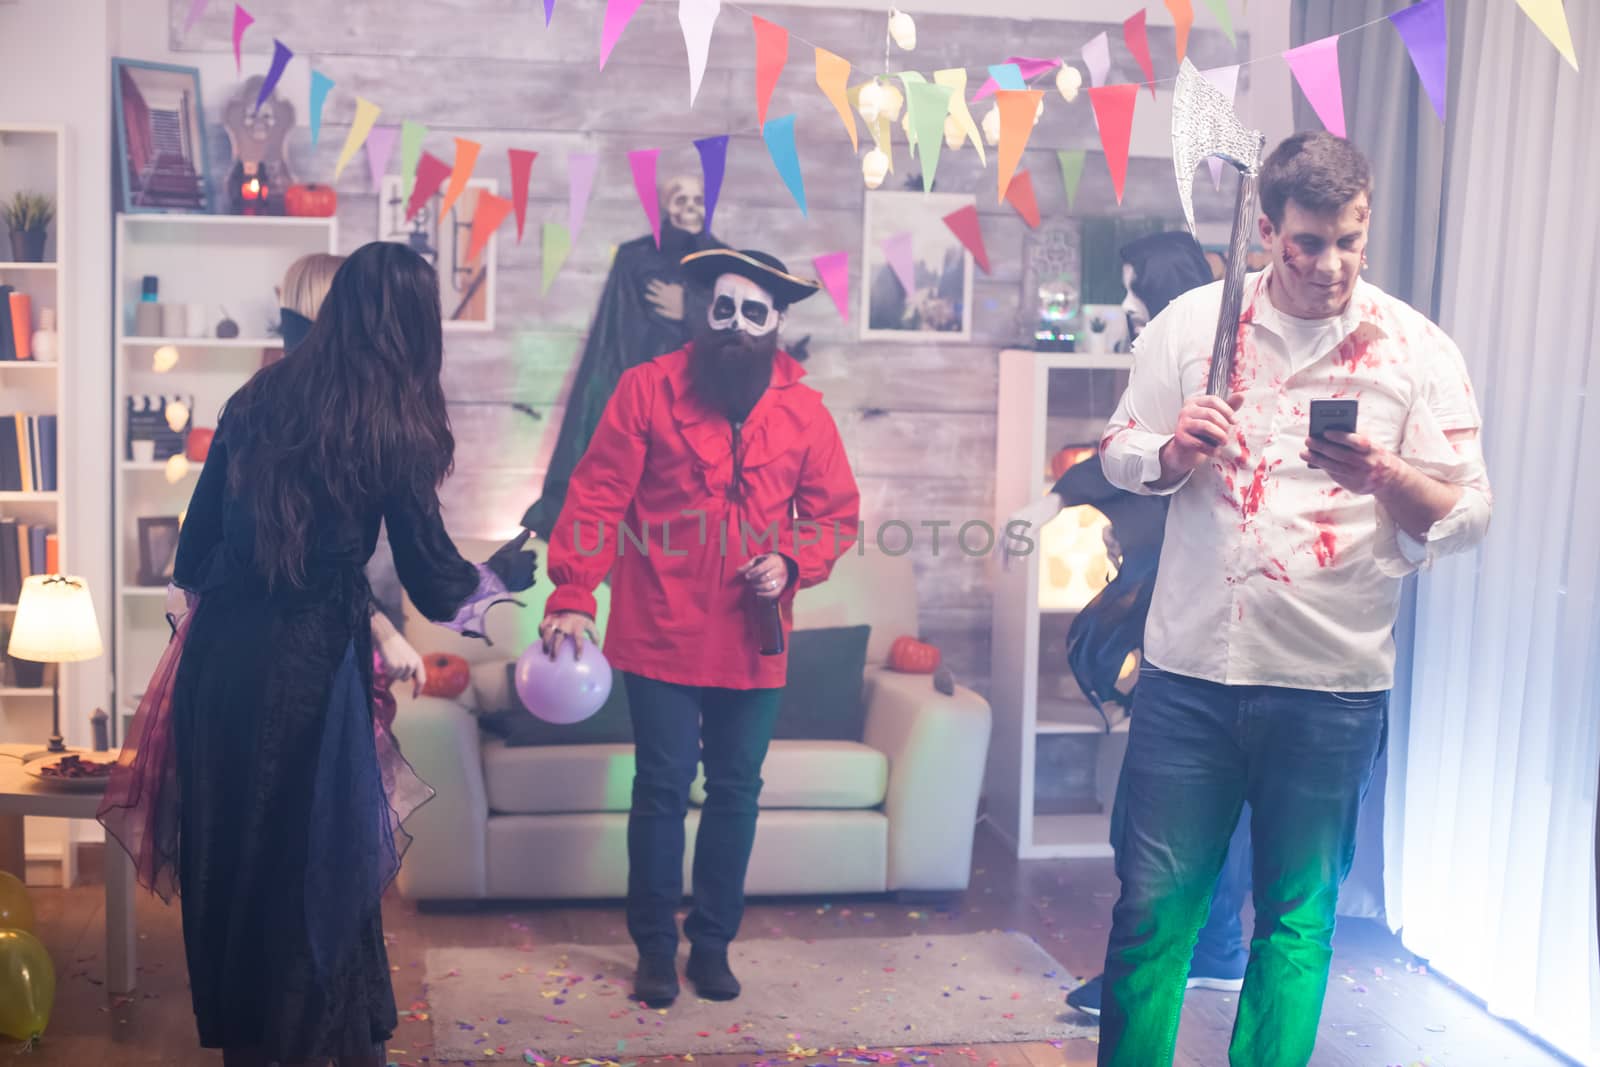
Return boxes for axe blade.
[1171,58,1266,233]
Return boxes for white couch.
[389,540,993,903]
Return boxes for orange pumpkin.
[421,653,471,699]
[285,183,337,217]
[186,427,214,462]
[889,635,941,674]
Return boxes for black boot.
[686,945,741,1001]
[633,953,680,1007]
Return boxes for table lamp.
[6,575,104,755]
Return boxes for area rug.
[424,931,1094,1061]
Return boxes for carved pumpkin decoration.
[421,653,471,699]
[889,635,941,674]
[185,427,214,462]
[286,183,337,218]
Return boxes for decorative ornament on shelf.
[216,311,239,339]
[222,73,296,215]
[285,182,337,217]
[2,191,53,263]
[861,148,890,189]
[1056,64,1083,102]
[887,9,916,51]
[30,309,58,362]
[185,427,214,462]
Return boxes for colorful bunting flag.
[255,39,293,111]
[763,114,806,215]
[816,49,858,152]
[753,16,789,130]
[812,251,850,322]
[1005,170,1041,228]
[905,80,955,191]
[694,135,728,234]
[987,63,1027,91]
[600,0,645,70]
[466,192,513,265]
[184,0,209,35]
[401,120,428,201]
[1200,65,1239,189]
[334,98,381,182]
[1087,84,1138,204]
[1082,32,1111,88]
[232,4,253,73]
[898,71,928,152]
[680,0,720,105]
[941,205,991,274]
[542,222,572,296]
[1056,149,1086,211]
[935,68,985,165]
[406,152,451,222]
[309,70,334,148]
[1204,0,1235,46]
[972,56,1062,101]
[1388,0,1448,120]
[568,153,599,239]
[629,148,663,247]
[543,0,555,27]
[508,148,538,241]
[365,125,399,194]
[437,137,483,224]
[1283,35,1346,138]
[1166,0,1195,64]
[1515,0,1578,70]
[994,89,1044,204]
[882,232,916,295]
[1124,10,1156,99]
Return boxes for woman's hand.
[736,554,791,599]
[539,611,600,660]
[372,610,428,697]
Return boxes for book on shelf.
[6,289,31,360]
[0,413,58,491]
[1,519,52,601]
[0,285,14,361]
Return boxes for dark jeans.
[1098,667,1388,1067]
[624,672,781,958]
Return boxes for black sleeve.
[382,488,480,623]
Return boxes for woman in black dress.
[100,241,535,1066]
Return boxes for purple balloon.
[513,637,612,724]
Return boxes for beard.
[689,320,778,421]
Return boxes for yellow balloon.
[0,871,33,933]
[0,928,54,1043]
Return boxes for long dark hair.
[225,241,454,588]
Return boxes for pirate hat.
[680,248,822,308]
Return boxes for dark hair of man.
[1259,131,1374,227]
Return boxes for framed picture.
[860,190,974,342]
[378,176,498,331]
[136,517,182,587]
[112,58,212,214]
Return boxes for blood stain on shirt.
[1313,525,1338,567]
[1239,457,1280,519]
[1337,322,1386,373]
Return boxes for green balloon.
[0,871,34,934]
[0,928,55,1044]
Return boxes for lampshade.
[7,575,104,663]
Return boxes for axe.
[1171,58,1267,397]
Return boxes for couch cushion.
[691,740,886,809]
[773,625,870,741]
[483,740,637,814]
[476,661,635,747]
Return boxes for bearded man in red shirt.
[539,248,861,1008]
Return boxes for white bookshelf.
[986,350,1136,860]
[112,213,338,744]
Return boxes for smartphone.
[1309,398,1359,438]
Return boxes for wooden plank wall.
[171,0,1245,697]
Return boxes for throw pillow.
[479,662,635,747]
[773,624,871,741]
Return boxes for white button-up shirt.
[1101,267,1492,692]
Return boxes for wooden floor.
[10,826,1573,1067]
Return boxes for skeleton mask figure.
[661,175,706,235]
[707,274,782,338]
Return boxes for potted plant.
[1084,313,1109,353]
[3,192,54,262]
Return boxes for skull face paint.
[708,274,781,338]
[661,175,706,234]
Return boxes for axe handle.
[1207,170,1262,397]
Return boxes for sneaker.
[1184,961,1246,993]
[686,945,742,1001]
[632,953,680,1008]
[1064,974,1103,1016]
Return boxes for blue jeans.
[1098,667,1388,1067]
[623,673,781,958]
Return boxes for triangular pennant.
[541,222,572,297]
[600,0,645,70]
[935,68,985,165]
[898,71,927,152]
[1166,0,1195,64]
[941,204,991,274]
[1088,84,1138,204]
[508,148,538,241]
[365,125,399,194]
[466,192,513,264]
[680,0,720,105]
[694,135,729,234]
[904,79,953,190]
[1005,170,1041,228]
[1515,0,1578,70]
[401,121,428,201]
[309,70,334,148]
[1283,35,1346,138]
[1200,65,1239,189]
[406,152,451,222]
[628,148,663,247]
[882,232,916,295]
[334,97,381,181]
[972,56,1062,101]
[568,153,599,239]
[1082,31,1111,88]
[987,63,1027,91]
[1056,149,1086,211]
[184,0,209,35]
[763,114,806,215]
[1388,0,1448,121]
[543,0,555,26]
[255,39,294,112]
[437,138,483,223]
[232,4,254,73]
[1204,0,1235,46]
[1124,10,1157,99]
[816,48,858,152]
[753,15,789,130]
[812,251,850,322]
[995,89,1045,204]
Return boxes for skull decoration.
[660,175,706,235]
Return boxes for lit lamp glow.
[7,575,104,755]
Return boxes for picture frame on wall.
[860,190,974,342]
[378,176,498,332]
[136,517,182,587]
[112,58,212,214]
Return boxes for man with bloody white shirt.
[1093,132,1492,1066]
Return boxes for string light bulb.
[858,80,889,125]
[862,148,890,188]
[982,104,1000,147]
[164,399,190,433]
[152,345,180,373]
[887,9,916,51]
[1056,64,1083,102]
[165,453,190,484]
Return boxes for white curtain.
[1393,1,1600,1063]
